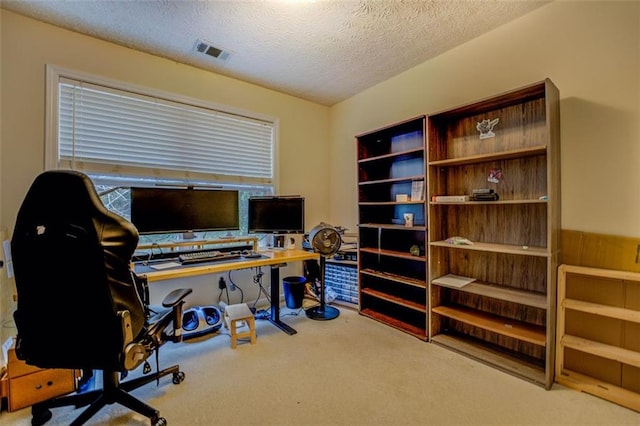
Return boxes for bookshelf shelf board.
[562,299,640,323]
[359,200,424,206]
[358,175,425,186]
[360,268,426,288]
[429,240,549,257]
[432,280,547,309]
[428,145,547,167]
[360,247,427,262]
[358,147,424,163]
[430,199,547,206]
[432,305,546,346]
[359,223,426,231]
[431,334,546,385]
[360,308,426,339]
[561,335,640,368]
[361,288,426,312]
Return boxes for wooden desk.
[134,249,319,335]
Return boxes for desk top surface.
[135,249,319,281]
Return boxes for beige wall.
[0,10,332,344]
[0,9,331,235]
[329,1,640,238]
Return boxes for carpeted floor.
[2,305,639,425]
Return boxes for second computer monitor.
[247,196,305,235]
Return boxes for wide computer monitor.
[247,196,305,235]
[130,187,239,235]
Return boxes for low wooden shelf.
[556,264,640,413]
[137,236,258,252]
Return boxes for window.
[46,65,277,242]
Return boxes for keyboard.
[178,250,241,265]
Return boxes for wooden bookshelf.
[356,116,428,340]
[427,79,561,388]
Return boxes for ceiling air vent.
[195,39,232,61]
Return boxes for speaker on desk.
[181,305,223,339]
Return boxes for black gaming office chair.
[11,170,192,426]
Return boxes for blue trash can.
[282,276,306,309]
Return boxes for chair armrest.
[162,288,193,308]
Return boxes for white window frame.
[44,64,280,190]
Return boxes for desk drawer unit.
[8,368,78,412]
[6,345,79,412]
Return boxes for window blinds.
[57,78,274,186]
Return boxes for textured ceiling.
[1,0,547,106]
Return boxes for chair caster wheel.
[31,407,52,426]
[172,371,185,384]
[154,417,167,426]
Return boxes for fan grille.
[309,223,342,257]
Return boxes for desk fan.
[306,222,341,320]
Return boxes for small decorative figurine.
[488,167,503,184]
[476,118,500,139]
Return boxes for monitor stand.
[181,231,196,240]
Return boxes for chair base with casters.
[31,367,183,426]
[27,287,192,426]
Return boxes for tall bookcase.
[427,79,560,388]
[356,116,428,340]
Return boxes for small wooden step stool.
[223,303,257,349]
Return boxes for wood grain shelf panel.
[431,334,546,385]
[360,288,426,312]
[359,223,426,231]
[430,199,547,206]
[432,305,546,346]
[430,240,548,257]
[358,147,424,164]
[359,200,424,206]
[360,247,427,262]
[428,145,547,167]
[432,280,547,309]
[561,335,640,368]
[360,308,426,339]
[360,268,426,288]
[358,175,424,186]
[562,299,640,323]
